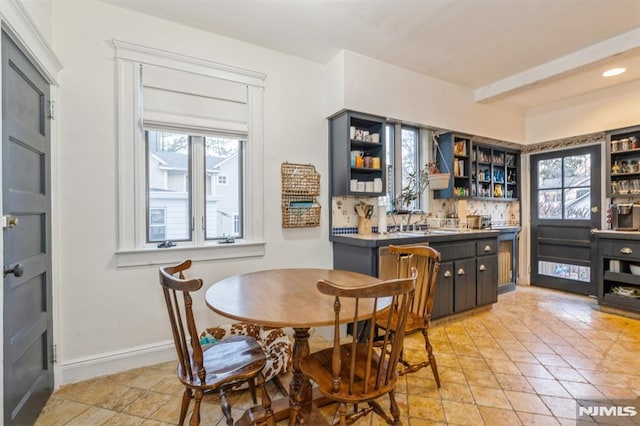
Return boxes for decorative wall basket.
[428,173,450,190]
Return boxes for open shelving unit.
[434,132,520,201]
[329,110,386,196]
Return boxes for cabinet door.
[453,258,477,312]
[477,254,498,306]
[432,261,454,319]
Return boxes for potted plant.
[425,162,450,190]
[394,162,441,211]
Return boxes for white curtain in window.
[142,64,248,134]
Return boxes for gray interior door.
[530,144,601,296]
[2,32,53,425]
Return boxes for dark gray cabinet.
[432,262,454,319]
[477,238,498,306]
[331,232,499,321]
[594,232,640,313]
[453,258,478,312]
[328,110,386,196]
[431,241,477,316]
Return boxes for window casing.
[114,40,266,267]
[386,123,429,212]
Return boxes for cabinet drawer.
[432,242,475,262]
[609,240,640,260]
[476,239,497,256]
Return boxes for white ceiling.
[101,0,640,110]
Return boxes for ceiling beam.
[474,27,640,103]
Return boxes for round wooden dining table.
[205,268,384,425]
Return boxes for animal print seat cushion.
[200,323,292,386]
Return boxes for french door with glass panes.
[530,145,601,295]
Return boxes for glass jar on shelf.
[612,161,621,174]
[621,138,630,151]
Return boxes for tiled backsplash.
[331,196,520,234]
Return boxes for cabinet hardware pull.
[620,247,633,254]
[484,245,491,252]
[444,271,452,278]
[479,265,486,271]
[457,268,465,275]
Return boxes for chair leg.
[179,388,192,425]
[219,388,233,425]
[338,402,348,426]
[189,389,204,426]
[388,389,401,426]
[423,329,441,388]
[257,372,275,425]
[248,377,258,404]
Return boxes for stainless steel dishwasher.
[378,243,426,280]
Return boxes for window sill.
[115,240,266,268]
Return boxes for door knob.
[4,263,24,278]
[2,215,19,229]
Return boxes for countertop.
[330,227,520,248]
[593,230,640,240]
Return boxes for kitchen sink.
[396,231,430,237]
[428,229,464,234]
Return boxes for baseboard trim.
[57,340,176,386]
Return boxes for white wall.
[336,50,527,143]
[526,79,640,143]
[51,0,329,383]
[20,0,52,43]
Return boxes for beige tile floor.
[36,285,640,425]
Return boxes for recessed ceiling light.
[602,67,626,77]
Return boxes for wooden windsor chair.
[299,269,417,425]
[159,260,274,425]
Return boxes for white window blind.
[142,64,249,134]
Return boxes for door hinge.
[48,100,55,120]
[51,344,57,364]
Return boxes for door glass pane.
[564,154,590,187]
[564,188,590,219]
[146,130,191,242]
[205,136,243,239]
[538,158,562,189]
[538,189,562,219]
[538,261,590,282]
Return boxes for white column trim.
[0,0,62,85]
[113,39,265,88]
